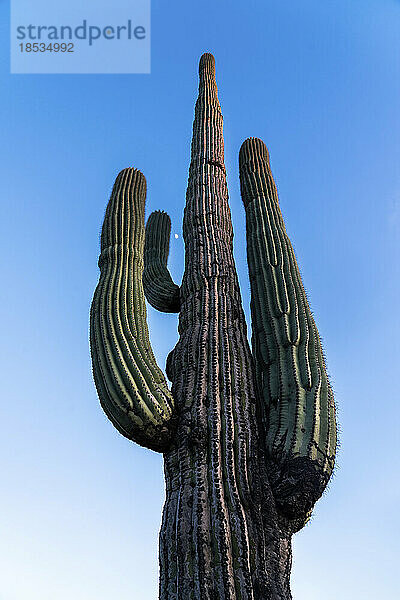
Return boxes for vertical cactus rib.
[90,168,176,452]
[143,210,181,313]
[239,138,337,521]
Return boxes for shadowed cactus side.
[143,210,180,313]
[90,53,337,600]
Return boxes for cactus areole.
[90,54,337,599]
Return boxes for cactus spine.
[90,53,337,600]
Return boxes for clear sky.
[0,1,399,598]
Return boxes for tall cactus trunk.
[160,54,284,600]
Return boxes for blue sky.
[0,1,399,598]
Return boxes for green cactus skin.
[239,138,337,522]
[143,210,180,313]
[90,169,175,452]
[90,53,337,600]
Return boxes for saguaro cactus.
[90,53,336,600]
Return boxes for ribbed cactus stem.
[90,168,176,452]
[143,210,180,313]
[239,138,337,520]
[159,53,287,600]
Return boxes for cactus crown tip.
[199,52,216,75]
[239,137,270,168]
[116,167,146,180]
[152,209,170,222]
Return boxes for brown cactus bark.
[160,53,288,600]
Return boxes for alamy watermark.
[11,1,150,74]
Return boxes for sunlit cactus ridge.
[90,52,337,600]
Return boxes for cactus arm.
[239,138,337,522]
[90,168,176,453]
[143,210,181,313]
